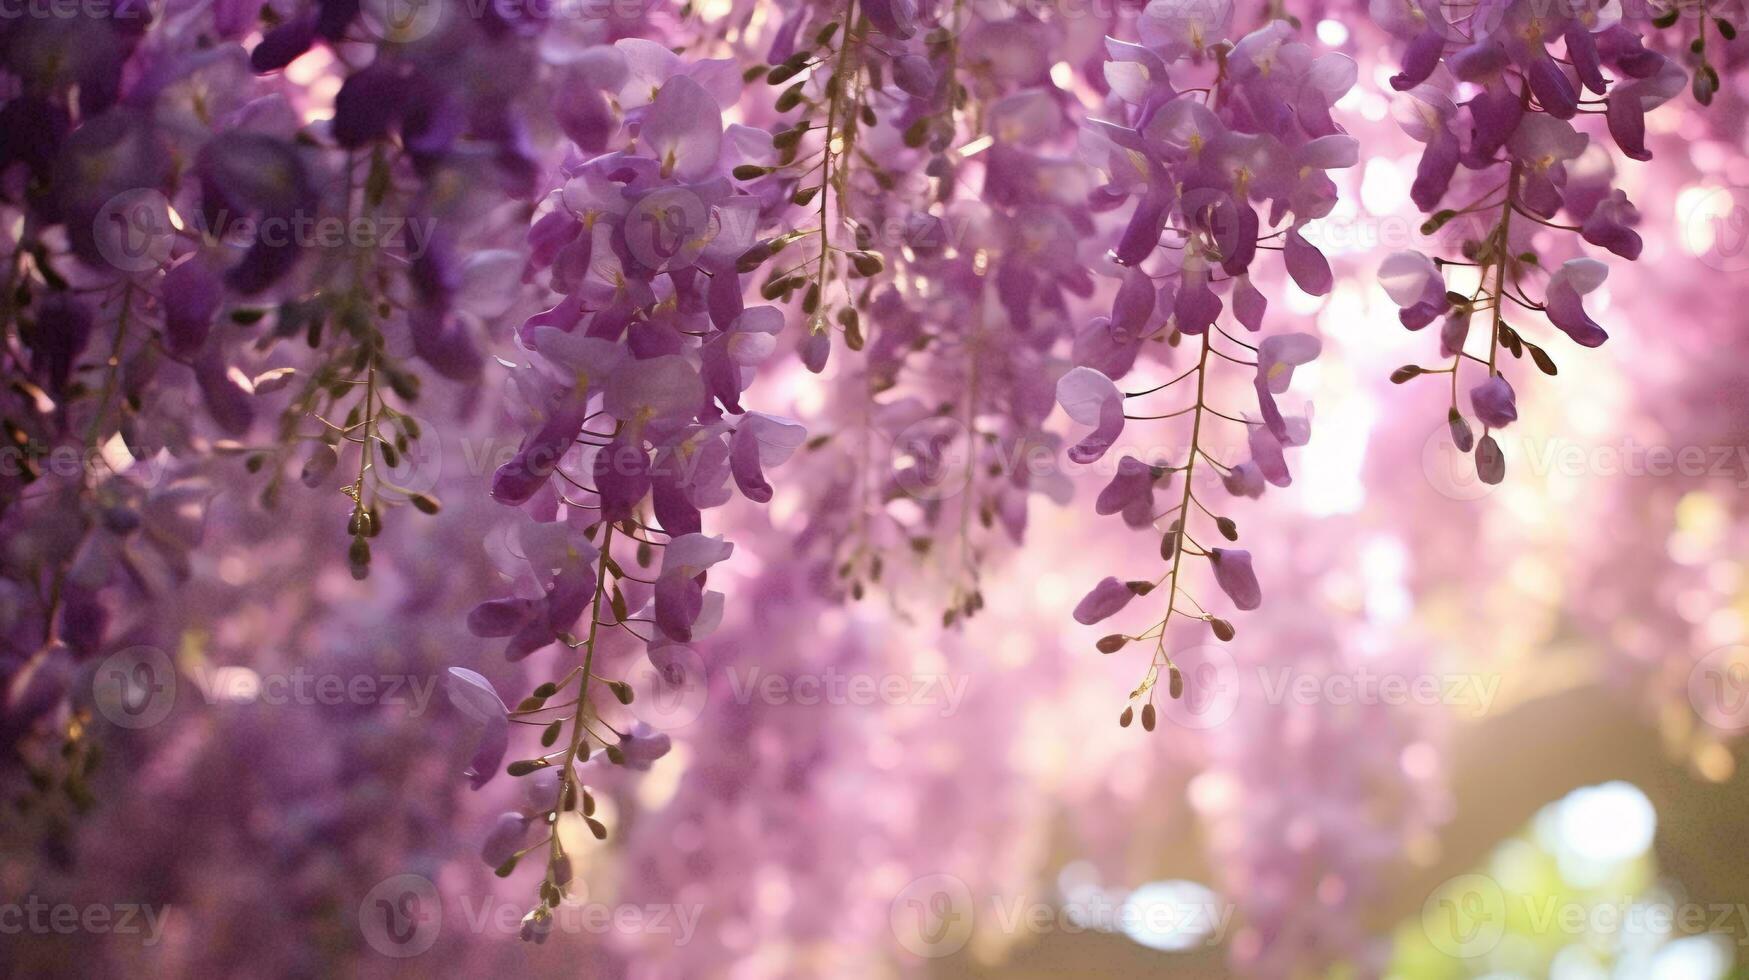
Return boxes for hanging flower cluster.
[1063,5,1355,725]
[0,0,555,829]
[451,42,810,938]
[1374,0,1683,484]
[778,17,1112,624]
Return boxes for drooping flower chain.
[1062,6,1354,727]
[1373,0,1682,485]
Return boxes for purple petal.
[593,436,652,522]
[1469,374,1518,429]
[1074,576,1136,625]
[1173,267,1221,335]
[467,597,540,638]
[1439,309,1471,358]
[1209,548,1261,611]
[332,63,407,148]
[1256,333,1321,394]
[1565,22,1607,94]
[893,54,936,97]
[1547,259,1609,348]
[641,76,722,180]
[162,257,222,357]
[1223,461,1266,498]
[492,389,590,506]
[1283,230,1332,296]
[1412,129,1460,212]
[447,668,509,790]
[1379,250,1443,308]
[862,0,918,38]
[194,351,254,436]
[1465,84,1523,166]
[1111,269,1155,339]
[653,571,703,642]
[1605,91,1649,162]
[651,467,702,536]
[1069,392,1126,465]
[1391,29,1446,91]
[1073,316,1141,378]
[1580,190,1642,260]
[1115,189,1171,267]
[1095,456,1157,516]
[250,16,315,73]
[482,813,532,868]
[1526,54,1578,119]
[1233,277,1266,332]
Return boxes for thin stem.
[1155,330,1212,665]
[814,0,861,317]
[546,523,617,881]
[1484,162,1525,381]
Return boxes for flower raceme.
[1373,0,1682,485]
[459,53,813,937]
[0,0,554,829]
[1064,7,1352,729]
